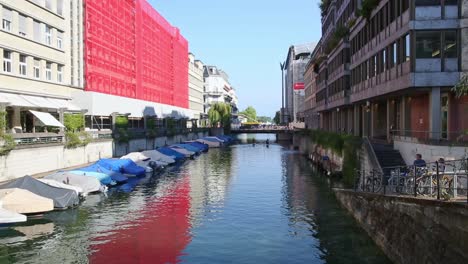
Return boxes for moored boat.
[0,176,79,209]
[0,188,54,214]
[44,172,106,195]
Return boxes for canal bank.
[292,131,468,264]
[0,134,390,263]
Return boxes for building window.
[2,8,12,32]
[19,15,27,37]
[444,31,457,58]
[45,0,52,10]
[382,49,387,71]
[404,34,410,61]
[19,55,27,76]
[57,65,63,83]
[57,0,64,15]
[392,42,398,66]
[33,21,41,42]
[415,0,442,6]
[57,31,63,49]
[34,59,40,79]
[3,50,12,73]
[46,62,52,80]
[416,31,441,58]
[45,25,52,45]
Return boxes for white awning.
[0,92,81,111]
[29,110,64,127]
[0,93,35,107]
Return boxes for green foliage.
[319,0,331,17]
[63,113,91,148]
[64,113,84,132]
[313,55,327,73]
[257,116,272,123]
[325,25,349,55]
[452,75,468,98]
[240,106,257,122]
[115,116,129,129]
[165,118,177,136]
[273,111,281,125]
[208,103,232,132]
[0,111,16,155]
[359,0,381,20]
[146,118,159,138]
[306,129,362,187]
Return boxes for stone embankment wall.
[0,140,113,182]
[334,189,468,264]
[0,131,209,182]
[114,132,208,157]
[293,133,344,170]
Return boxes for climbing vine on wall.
[0,111,16,156]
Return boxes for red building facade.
[84,0,189,108]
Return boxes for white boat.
[196,139,222,148]
[141,150,176,165]
[39,179,83,196]
[121,152,155,173]
[0,202,27,225]
[204,136,225,142]
[0,188,54,214]
[44,172,106,195]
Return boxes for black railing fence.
[355,158,468,203]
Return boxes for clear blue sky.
[149,0,322,117]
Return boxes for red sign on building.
[293,83,305,90]
[84,0,189,108]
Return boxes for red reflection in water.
[90,177,191,264]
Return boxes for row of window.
[328,49,350,75]
[2,50,63,83]
[351,0,409,56]
[31,0,64,16]
[328,76,350,97]
[2,7,63,49]
[351,34,410,86]
[415,0,458,6]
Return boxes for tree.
[273,111,280,125]
[208,102,232,132]
[241,106,257,122]
[257,116,272,123]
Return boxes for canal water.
[0,134,390,264]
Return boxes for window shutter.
[19,15,27,34]
[2,8,12,21]
[34,21,41,41]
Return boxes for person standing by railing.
[413,154,427,167]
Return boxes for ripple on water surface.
[0,135,390,264]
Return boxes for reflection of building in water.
[281,152,319,221]
[187,149,235,227]
[90,176,192,263]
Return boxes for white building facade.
[203,65,238,115]
[0,0,84,133]
[188,53,205,125]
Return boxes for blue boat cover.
[73,164,128,184]
[157,147,185,160]
[97,159,146,177]
[174,144,202,153]
[186,142,209,152]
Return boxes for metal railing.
[355,158,468,203]
[11,133,65,146]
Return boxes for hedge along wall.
[297,130,362,187]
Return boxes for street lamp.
[280,62,285,125]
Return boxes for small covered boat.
[0,188,54,214]
[97,159,146,177]
[39,179,83,196]
[44,172,105,195]
[196,138,222,148]
[156,147,186,161]
[0,176,79,209]
[71,164,128,185]
[0,202,26,225]
[141,150,176,165]
[204,136,224,143]
[174,144,203,154]
[121,152,159,173]
[169,146,195,158]
[185,141,209,152]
